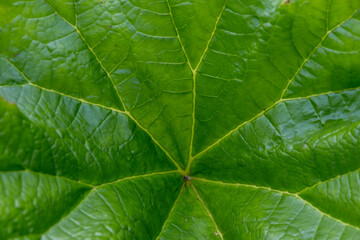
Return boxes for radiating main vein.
[192,177,360,232]
[4,58,185,175]
[165,0,194,173]
[185,0,229,174]
[39,0,185,173]
[192,8,359,161]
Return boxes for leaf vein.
[192,177,360,232]
[192,86,360,159]
[4,58,184,173]
[297,167,360,195]
[187,0,228,173]
[155,185,185,240]
[191,184,225,240]
[280,8,359,99]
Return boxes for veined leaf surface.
[1,0,360,239]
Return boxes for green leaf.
[1,0,360,239]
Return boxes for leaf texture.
[1,0,360,239]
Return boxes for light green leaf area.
[1,0,360,239]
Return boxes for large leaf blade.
[1,0,360,239]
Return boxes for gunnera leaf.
[1,0,360,239]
